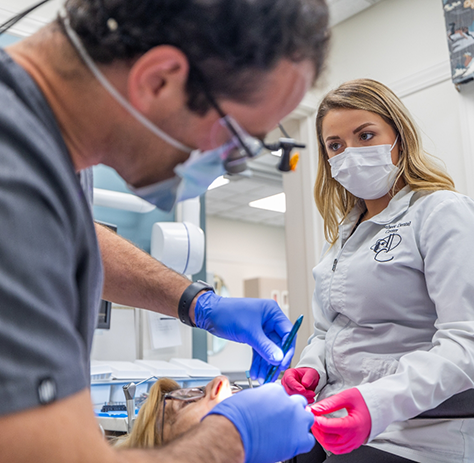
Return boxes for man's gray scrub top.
[0,49,103,415]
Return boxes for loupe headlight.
[263,138,306,173]
[220,116,305,174]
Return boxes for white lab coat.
[298,186,474,463]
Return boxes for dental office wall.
[206,216,287,298]
[285,0,468,364]
[205,216,287,372]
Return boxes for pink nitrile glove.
[311,388,371,455]
[281,367,320,403]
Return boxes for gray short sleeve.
[0,50,102,415]
[79,168,94,208]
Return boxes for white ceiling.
[0,0,386,36]
[207,152,287,227]
[327,0,384,27]
[0,0,385,228]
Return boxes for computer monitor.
[95,221,117,330]
[97,299,112,330]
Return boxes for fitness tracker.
[178,280,214,327]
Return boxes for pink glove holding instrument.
[311,388,371,455]
[281,367,320,402]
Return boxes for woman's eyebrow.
[324,122,376,142]
[353,122,375,134]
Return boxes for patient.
[115,376,239,448]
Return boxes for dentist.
[0,1,330,462]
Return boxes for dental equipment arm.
[123,376,159,434]
[123,382,136,434]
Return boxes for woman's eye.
[360,132,374,141]
[328,142,342,152]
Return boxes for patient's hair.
[115,378,180,449]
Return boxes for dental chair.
[415,389,474,419]
[283,391,474,463]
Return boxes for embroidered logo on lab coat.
[370,233,402,262]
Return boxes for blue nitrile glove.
[256,333,297,384]
[204,383,315,463]
[194,291,294,383]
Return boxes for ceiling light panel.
[249,193,286,214]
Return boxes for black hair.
[61,0,329,114]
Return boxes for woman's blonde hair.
[114,378,180,449]
[315,78,455,245]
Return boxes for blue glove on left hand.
[194,291,294,383]
[204,383,315,463]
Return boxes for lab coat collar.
[339,186,415,240]
[339,200,367,242]
[369,185,415,225]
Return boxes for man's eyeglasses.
[193,67,306,174]
[217,113,306,174]
[160,384,242,443]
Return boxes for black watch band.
[178,280,214,327]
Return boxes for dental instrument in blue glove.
[264,314,304,384]
[194,291,294,383]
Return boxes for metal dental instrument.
[246,370,253,388]
[263,314,304,384]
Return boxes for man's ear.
[127,45,189,115]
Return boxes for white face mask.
[328,137,399,200]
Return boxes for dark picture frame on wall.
[443,0,474,85]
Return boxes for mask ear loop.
[59,9,193,154]
[390,135,399,151]
[391,134,404,196]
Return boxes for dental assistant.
[0,1,330,462]
[282,79,474,463]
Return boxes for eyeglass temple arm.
[212,108,255,159]
[278,123,291,138]
[189,67,256,159]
